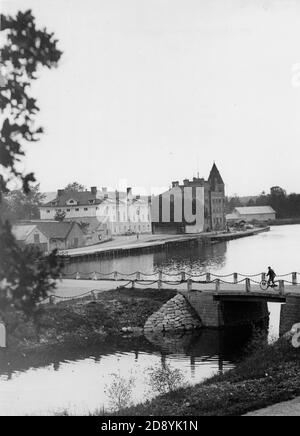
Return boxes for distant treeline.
[227,186,300,219]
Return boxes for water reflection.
[153,241,227,274]
[63,240,227,277]
[0,326,260,415]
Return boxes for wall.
[25,228,48,246]
[238,213,276,222]
[183,291,269,328]
[144,293,202,333]
[279,296,300,336]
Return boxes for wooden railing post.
[136,272,141,281]
[76,272,80,280]
[92,272,97,281]
[245,278,251,293]
[114,271,118,281]
[292,272,297,285]
[233,273,238,284]
[187,279,192,292]
[206,273,211,283]
[49,295,56,305]
[181,272,186,282]
[279,280,285,295]
[215,279,220,293]
[0,322,6,348]
[91,290,97,300]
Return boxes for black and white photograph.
[1,0,300,420]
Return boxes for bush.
[104,372,136,412]
[147,363,186,395]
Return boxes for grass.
[4,288,177,350]
[107,335,300,416]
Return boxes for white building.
[227,206,276,223]
[40,187,152,236]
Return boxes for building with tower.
[151,163,226,234]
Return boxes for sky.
[2,0,300,196]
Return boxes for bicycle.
[259,279,278,291]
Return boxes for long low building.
[12,221,86,253]
[226,206,276,223]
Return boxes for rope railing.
[61,270,300,284]
[42,272,300,305]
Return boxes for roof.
[42,189,150,208]
[42,192,57,204]
[35,221,80,240]
[235,206,276,215]
[208,163,224,187]
[43,191,101,207]
[12,225,36,241]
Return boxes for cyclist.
[267,266,277,287]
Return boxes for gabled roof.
[42,189,150,207]
[43,191,101,207]
[35,221,79,240]
[235,206,276,215]
[12,225,37,241]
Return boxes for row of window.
[46,208,150,221]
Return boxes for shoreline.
[107,335,300,417]
[2,286,299,416]
[60,227,270,261]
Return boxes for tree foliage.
[0,184,44,222]
[0,10,62,196]
[0,220,62,318]
[0,10,63,323]
[54,210,66,222]
[64,182,86,192]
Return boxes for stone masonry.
[144,293,202,333]
[280,296,300,336]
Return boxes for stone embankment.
[144,293,201,333]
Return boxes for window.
[34,234,40,244]
[84,208,88,211]
[75,208,79,212]
[47,210,50,213]
[67,209,71,212]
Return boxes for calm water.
[1,224,299,415]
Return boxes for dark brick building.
[151,163,226,234]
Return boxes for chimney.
[115,190,120,203]
[172,181,179,188]
[57,189,64,197]
[127,187,132,196]
[91,186,97,195]
[183,179,189,186]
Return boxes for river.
[1,224,299,415]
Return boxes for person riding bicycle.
[267,266,277,287]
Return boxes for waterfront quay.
[59,226,270,260]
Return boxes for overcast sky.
[2,0,300,196]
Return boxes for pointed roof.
[208,163,224,187]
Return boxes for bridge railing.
[62,270,300,284]
[55,270,300,299]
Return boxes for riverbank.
[2,288,176,352]
[269,218,300,226]
[108,334,300,416]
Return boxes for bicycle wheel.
[260,280,268,291]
